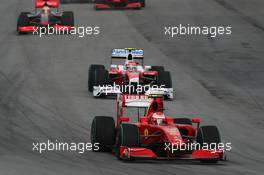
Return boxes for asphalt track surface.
[0,0,264,174]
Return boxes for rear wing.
[35,0,59,8]
[119,94,152,108]
[111,48,144,59]
[118,93,164,108]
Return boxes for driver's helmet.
[126,62,137,71]
[151,112,166,125]
[42,5,51,15]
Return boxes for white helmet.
[152,112,166,125]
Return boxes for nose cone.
[40,15,49,26]
[129,77,139,84]
[126,72,140,83]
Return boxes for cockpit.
[151,112,166,125]
[126,64,138,71]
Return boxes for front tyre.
[17,12,30,34]
[197,125,221,163]
[115,124,139,160]
[157,71,172,88]
[91,116,115,152]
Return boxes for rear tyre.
[197,125,221,163]
[62,11,74,27]
[151,66,164,73]
[157,71,172,88]
[96,69,108,86]
[174,118,192,125]
[88,65,106,92]
[115,124,139,159]
[17,12,30,34]
[91,116,115,152]
[93,69,108,98]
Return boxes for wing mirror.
[139,117,148,124]
[192,117,201,136]
[191,117,200,123]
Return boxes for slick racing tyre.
[95,69,108,86]
[91,116,115,152]
[62,11,74,26]
[60,0,93,3]
[151,66,165,73]
[92,68,108,98]
[115,124,139,160]
[17,12,30,34]
[88,65,106,92]
[196,125,221,163]
[173,118,192,125]
[157,71,172,88]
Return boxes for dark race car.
[88,48,173,99]
[94,0,145,10]
[90,94,226,163]
[17,0,74,34]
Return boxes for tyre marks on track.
[213,0,264,32]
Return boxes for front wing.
[18,25,72,34]
[93,86,174,99]
[119,146,225,161]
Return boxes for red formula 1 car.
[91,94,226,163]
[17,0,74,34]
[88,48,173,99]
[94,0,145,10]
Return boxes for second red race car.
[17,0,74,34]
[94,0,145,10]
[90,94,226,163]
